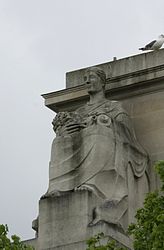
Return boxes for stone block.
[66,49,164,88]
[38,190,100,249]
[38,190,132,250]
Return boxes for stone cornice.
[107,64,164,84]
[42,63,164,112]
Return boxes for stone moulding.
[42,64,164,112]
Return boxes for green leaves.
[0,224,34,250]
[86,232,127,250]
[0,224,11,249]
[154,160,164,191]
[128,160,164,250]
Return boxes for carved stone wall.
[27,50,164,249]
[124,91,164,190]
[43,49,164,192]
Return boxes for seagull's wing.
[145,40,156,49]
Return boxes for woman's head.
[84,67,106,94]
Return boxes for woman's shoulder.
[104,100,128,119]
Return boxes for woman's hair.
[85,67,106,86]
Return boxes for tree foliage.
[0,224,34,250]
[86,232,126,250]
[128,160,164,250]
[86,161,164,250]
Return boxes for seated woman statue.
[44,67,149,231]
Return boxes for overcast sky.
[0,0,164,240]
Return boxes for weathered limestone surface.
[38,191,132,250]
[35,66,150,250]
[42,49,164,112]
[66,49,164,88]
[124,91,164,190]
[29,50,164,249]
[23,238,38,249]
[42,49,164,191]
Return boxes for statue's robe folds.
[48,100,149,231]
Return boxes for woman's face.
[84,71,104,94]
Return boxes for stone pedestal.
[37,190,132,250]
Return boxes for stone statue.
[43,67,149,231]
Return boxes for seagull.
[139,35,164,51]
